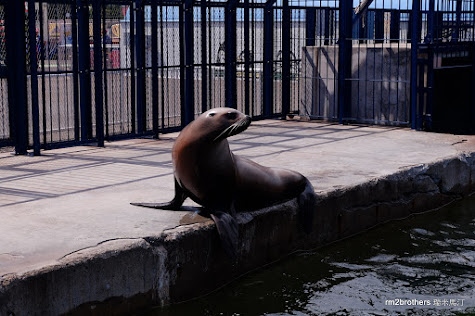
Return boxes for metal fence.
[1,0,474,155]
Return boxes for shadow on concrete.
[0,121,397,209]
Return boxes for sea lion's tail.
[210,212,239,261]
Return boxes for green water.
[148,194,475,316]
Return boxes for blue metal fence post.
[243,0,250,115]
[179,3,185,125]
[338,0,352,124]
[305,8,316,47]
[225,0,238,109]
[28,0,40,155]
[77,0,92,141]
[151,0,159,137]
[281,0,290,117]
[38,3,47,146]
[324,8,331,45]
[390,10,400,43]
[427,0,435,43]
[159,5,165,129]
[135,0,146,134]
[71,1,80,142]
[130,2,136,134]
[411,0,421,130]
[102,4,109,139]
[5,0,28,154]
[453,0,462,42]
[263,0,276,117]
[182,0,194,125]
[92,0,104,146]
[472,3,475,134]
[425,0,435,130]
[374,10,384,44]
[201,0,208,113]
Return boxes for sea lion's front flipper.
[298,178,317,234]
[131,178,187,211]
[210,211,239,261]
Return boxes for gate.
[412,0,475,133]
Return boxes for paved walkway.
[1,120,474,277]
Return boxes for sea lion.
[132,107,316,259]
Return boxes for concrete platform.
[1,120,474,315]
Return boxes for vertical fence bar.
[472,1,475,133]
[135,0,145,134]
[390,10,400,43]
[207,4,212,112]
[130,2,136,134]
[101,3,109,139]
[5,0,28,154]
[263,0,275,117]
[38,2,47,146]
[425,0,435,130]
[102,4,109,139]
[179,3,185,125]
[453,0,462,42]
[281,0,290,117]
[411,0,421,130]
[338,0,352,124]
[28,0,40,155]
[435,10,443,41]
[306,8,316,47]
[151,0,159,137]
[78,0,92,141]
[201,0,208,113]
[92,0,104,146]
[244,0,250,115]
[427,0,435,42]
[159,5,165,129]
[71,1,80,142]
[375,10,384,44]
[324,8,330,45]
[182,0,194,125]
[225,0,238,109]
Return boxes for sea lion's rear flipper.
[298,178,317,234]
[131,178,187,211]
[210,211,239,261]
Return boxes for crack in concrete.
[57,237,146,261]
[451,139,468,146]
[161,221,214,235]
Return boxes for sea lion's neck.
[173,138,235,204]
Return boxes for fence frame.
[2,0,474,155]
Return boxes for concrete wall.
[300,44,411,125]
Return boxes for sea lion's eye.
[207,112,216,117]
[226,112,238,120]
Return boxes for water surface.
[148,194,475,316]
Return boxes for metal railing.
[1,0,474,154]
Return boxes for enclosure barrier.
[0,0,474,155]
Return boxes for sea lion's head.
[195,107,252,142]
